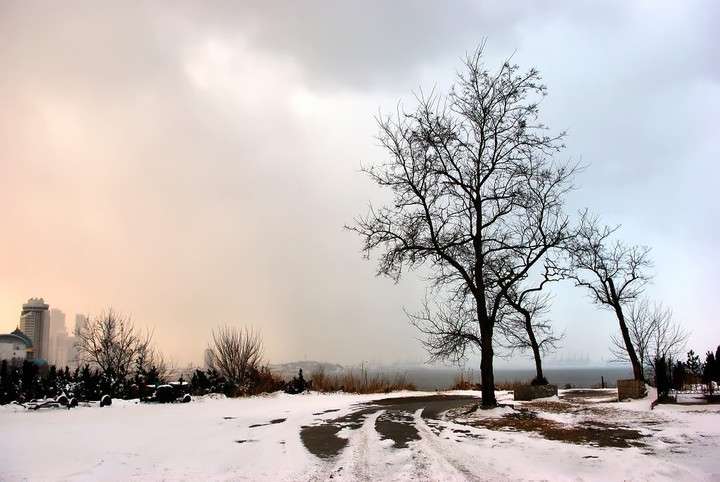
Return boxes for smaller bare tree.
[76,308,153,381]
[207,326,264,393]
[496,260,565,385]
[566,210,652,381]
[610,299,688,376]
[498,290,563,385]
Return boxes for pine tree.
[672,360,686,390]
[0,360,10,404]
[654,356,671,398]
[703,351,716,394]
[46,365,58,398]
[686,350,702,377]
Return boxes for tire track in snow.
[411,409,503,481]
[305,410,385,481]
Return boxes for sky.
[1,1,718,368]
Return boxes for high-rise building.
[74,314,89,337]
[18,298,50,361]
[69,313,90,367]
[47,308,68,365]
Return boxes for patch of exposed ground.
[375,411,419,448]
[523,400,575,413]
[248,417,287,428]
[300,395,479,459]
[454,407,648,448]
[560,389,618,403]
[300,408,377,458]
[312,408,340,416]
[526,399,666,427]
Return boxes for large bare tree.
[349,46,576,407]
[76,308,153,380]
[566,211,652,381]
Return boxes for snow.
[1,389,719,481]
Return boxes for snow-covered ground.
[1,389,719,481]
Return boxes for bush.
[285,369,309,394]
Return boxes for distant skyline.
[1,1,718,367]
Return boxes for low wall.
[617,379,646,400]
[513,384,558,401]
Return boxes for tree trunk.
[479,317,497,408]
[608,280,644,381]
[615,304,644,381]
[524,313,545,384]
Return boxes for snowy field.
[1,388,719,481]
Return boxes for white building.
[0,329,33,366]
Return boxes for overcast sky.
[1,1,718,368]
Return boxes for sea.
[382,366,633,390]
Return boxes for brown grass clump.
[451,369,480,390]
[309,366,416,394]
[449,375,530,392]
[495,379,530,391]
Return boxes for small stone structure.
[513,384,558,401]
[617,379,646,400]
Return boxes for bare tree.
[649,306,688,364]
[207,326,264,393]
[610,299,688,375]
[76,308,153,381]
[349,45,576,407]
[566,211,652,381]
[498,269,563,384]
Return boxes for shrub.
[285,369,309,394]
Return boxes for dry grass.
[449,370,529,391]
[309,366,416,394]
[451,369,480,390]
[460,408,647,448]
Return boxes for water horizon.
[374,366,634,390]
